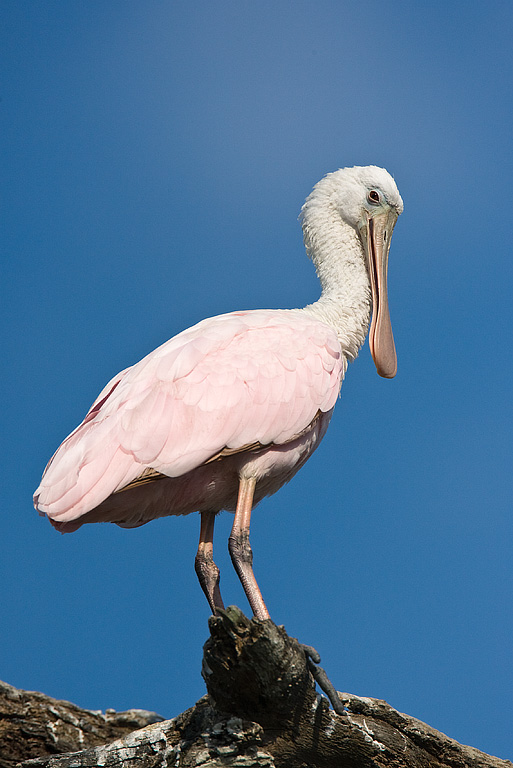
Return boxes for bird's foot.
[300,643,346,716]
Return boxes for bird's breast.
[237,407,334,502]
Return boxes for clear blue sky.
[2,1,512,760]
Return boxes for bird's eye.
[368,190,381,204]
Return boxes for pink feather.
[34,309,344,524]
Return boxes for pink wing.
[34,310,345,523]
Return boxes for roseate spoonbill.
[34,165,403,621]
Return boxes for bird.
[34,165,403,622]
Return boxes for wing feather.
[34,309,345,521]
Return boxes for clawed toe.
[300,643,346,716]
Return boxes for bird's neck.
[300,201,371,363]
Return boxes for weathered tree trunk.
[2,607,511,768]
[0,679,163,768]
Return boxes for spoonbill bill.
[34,165,403,621]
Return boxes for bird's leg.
[228,476,270,621]
[195,511,225,615]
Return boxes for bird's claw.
[300,643,321,664]
[300,643,346,716]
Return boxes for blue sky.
[2,1,512,760]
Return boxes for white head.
[301,165,403,378]
[315,165,403,226]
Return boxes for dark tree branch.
[0,679,163,768]
[2,608,510,768]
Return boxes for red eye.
[368,190,380,204]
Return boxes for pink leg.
[195,511,225,615]
[228,477,270,621]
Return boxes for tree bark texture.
[0,679,163,768]
[2,607,510,768]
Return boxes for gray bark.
[2,607,510,768]
[0,679,163,768]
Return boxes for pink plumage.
[34,165,403,620]
[35,310,342,526]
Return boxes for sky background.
[2,0,512,760]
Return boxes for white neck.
[299,194,371,363]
